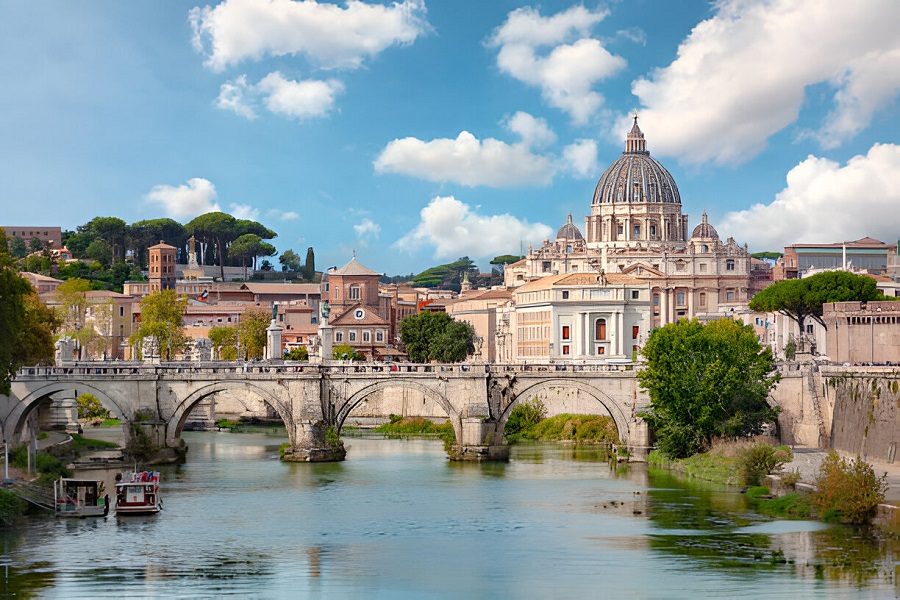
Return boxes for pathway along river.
[3,432,897,597]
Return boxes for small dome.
[691,212,719,239]
[556,214,584,241]
[592,116,681,206]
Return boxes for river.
[2,432,897,598]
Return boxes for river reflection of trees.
[0,530,56,598]
[645,470,897,589]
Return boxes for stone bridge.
[2,362,650,462]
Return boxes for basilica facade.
[505,118,753,329]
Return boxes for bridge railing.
[16,360,639,378]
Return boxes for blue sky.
[1,0,898,275]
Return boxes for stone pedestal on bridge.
[282,420,346,462]
[447,417,510,462]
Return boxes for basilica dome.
[591,117,681,206]
[690,212,719,239]
[556,214,584,241]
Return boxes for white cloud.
[504,111,556,148]
[353,218,381,243]
[267,209,300,221]
[562,139,599,179]
[488,6,625,124]
[720,143,900,250]
[145,178,221,220]
[215,74,256,119]
[626,0,900,164]
[217,72,342,120]
[189,0,428,72]
[395,196,552,259]
[229,202,260,220]
[375,131,555,187]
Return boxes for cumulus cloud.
[488,6,625,124]
[145,178,221,220]
[229,202,260,220]
[217,72,343,120]
[353,218,381,244]
[720,143,900,250]
[626,0,900,164]
[395,196,552,259]
[562,139,599,178]
[504,111,556,148]
[374,131,555,187]
[189,0,428,72]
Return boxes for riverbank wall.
[770,364,899,463]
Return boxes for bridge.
[2,362,650,462]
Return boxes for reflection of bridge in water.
[3,362,650,462]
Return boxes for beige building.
[1,226,62,250]
[505,119,753,328]
[823,301,900,364]
[21,272,63,294]
[445,289,513,362]
[42,289,137,360]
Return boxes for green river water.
[2,431,897,598]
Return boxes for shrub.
[125,423,156,462]
[76,393,109,420]
[813,451,887,525]
[284,346,308,361]
[505,398,547,438]
[781,470,801,487]
[738,443,793,486]
[0,489,26,527]
[324,425,342,449]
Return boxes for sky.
[1,0,898,275]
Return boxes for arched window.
[595,318,607,341]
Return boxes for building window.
[699,263,707,273]
[376,330,384,342]
[335,331,344,342]
[542,261,551,272]
[633,225,641,237]
[325,282,330,292]
[617,224,624,235]
[726,289,735,302]
[119,307,124,317]
[561,325,570,341]
[699,292,706,307]
[653,293,660,306]
[701,244,709,253]
[632,325,639,339]
[649,224,657,237]
[726,259,735,271]
[597,346,605,355]
[562,345,570,356]
[348,330,357,342]
[676,291,686,306]
[631,290,639,300]
[349,285,361,300]
[595,319,607,340]
[362,330,371,342]
[562,291,569,300]
[806,323,814,334]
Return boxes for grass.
[69,434,118,451]
[374,417,454,437]
[98,418,121,428]
[755,493,814,519]
[517,414,618,445]
[649,449,742,486]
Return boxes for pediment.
[620,262,665,277]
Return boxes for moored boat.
[115,471,162,515]
[54,478,109,518]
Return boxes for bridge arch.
[499,379,633,443]
[5,382,129,443]
[335,379,461,444]
[168,382,293,442]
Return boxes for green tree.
[638,319,780,458]
[9,237,27,258]
[28,237,45,253]
[208,325,238,360]
[16,291,60,367]
[490,254,523,273]
[749,270,884,336]
[399,311,476,363]
[129,289,188,360]
[186,212,237,281]
[332,343,363,361]
[81,217,128,263]
[303,247,316,281]
[813,450,888,524]
[750,251,783,261]
[84,238,112,267]
[279,249,302,272]
[285,346,309,361]
[76,393,109,419]
[129,218,186,268]
[230,233,276,280]
[0,241,32,394]
[411,257,477,290]
[237,309,269,359]
[55,278,95,360]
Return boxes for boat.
[115,470,162,515]
[54,478,109,518]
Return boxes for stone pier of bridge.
[1,362,651,463]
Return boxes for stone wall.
[824,369,899,462]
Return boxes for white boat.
[54,478,109,518]
[115,471,162,515]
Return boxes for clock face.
[354,309,365,320]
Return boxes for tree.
[237,309,269,359]
[230,234,276,280]
[259,260,274,272]
[129,218,186,268]
[129,290,188,360]
[84,238,112,267]
[208,325,238,360]
[9,237,27,258]
[490,254,523,274]
[285,346,308,361]
[185,212,237,281]
[399,312,476,363]
[56,278,95,360]
[81,217,128,264]
[76,393,109,420]
[16,291,60,367]
[749,271,884,340]
[279,249,302,272]
[303,247,316,281]
[0,241,32,394]
[411,257,477,290]
[28,237,44,253]
[638,319,780,459]
[332,343,363,361]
